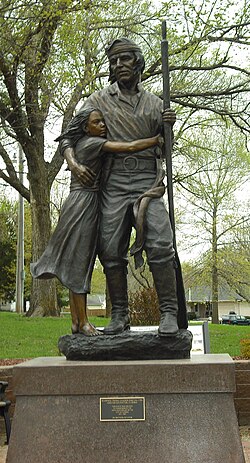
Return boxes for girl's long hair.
[55,107,98,146]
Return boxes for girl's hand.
[70,161,96,186]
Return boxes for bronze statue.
[31,106,161,336]
[61,37,182,337]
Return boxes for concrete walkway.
[241,426,250,463]
[243,440,250,463]
[0,428,249,463]
[0,446,7,463]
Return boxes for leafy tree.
[0,0,159,315]
[0,0,249,316]
[176,122,250,322]
[218,215,250,302]
[0,192,34,306]
[0,196,17,300]
[90,259,106,295]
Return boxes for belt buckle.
[123,156,138,171]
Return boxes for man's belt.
[111,156,156,171]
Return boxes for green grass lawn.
[0,312,249,359]
[208,323,250,357]
[0,312,109,358]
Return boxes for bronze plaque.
[100,396,145,422]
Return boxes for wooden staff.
[161,20,188,329]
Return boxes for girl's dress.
[30,136,106,293]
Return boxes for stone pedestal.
[7,355,245,463]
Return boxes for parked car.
[221,314,250,325]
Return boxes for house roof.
[185,285,246,302]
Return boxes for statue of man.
[62,37,181,337]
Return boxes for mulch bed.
[0,359,30,366]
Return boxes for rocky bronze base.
[58,328,192,360]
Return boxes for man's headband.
[105,40,142,59]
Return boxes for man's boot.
[150,262,179,336]
[103,268,130,335]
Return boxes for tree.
[0,0,249,315]
[0,196,17,301]
[90,259,106,295]
[218,214,250,302]
[0,0,159,315]
[0,191,35,306]
[176,121,250,323]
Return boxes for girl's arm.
[102,134,162,153]
[64,147,96,185]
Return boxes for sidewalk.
[243,441,250,463]
[241,426,250,462]
[0,445,7,463]
[1,428,250,462]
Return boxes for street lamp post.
[15,144,24,313]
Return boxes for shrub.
[128,286,160,326]
[240,338,250,359]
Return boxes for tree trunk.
[30,277,58,317]
[27,166,59,317]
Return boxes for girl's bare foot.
[79,322,103,336]
[71,323,79,334]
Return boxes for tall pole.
[161,20,188,329]
[15,143,25,313]
[161,20,176,249]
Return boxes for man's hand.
[156,134,164,148]
[162,108,176,126]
